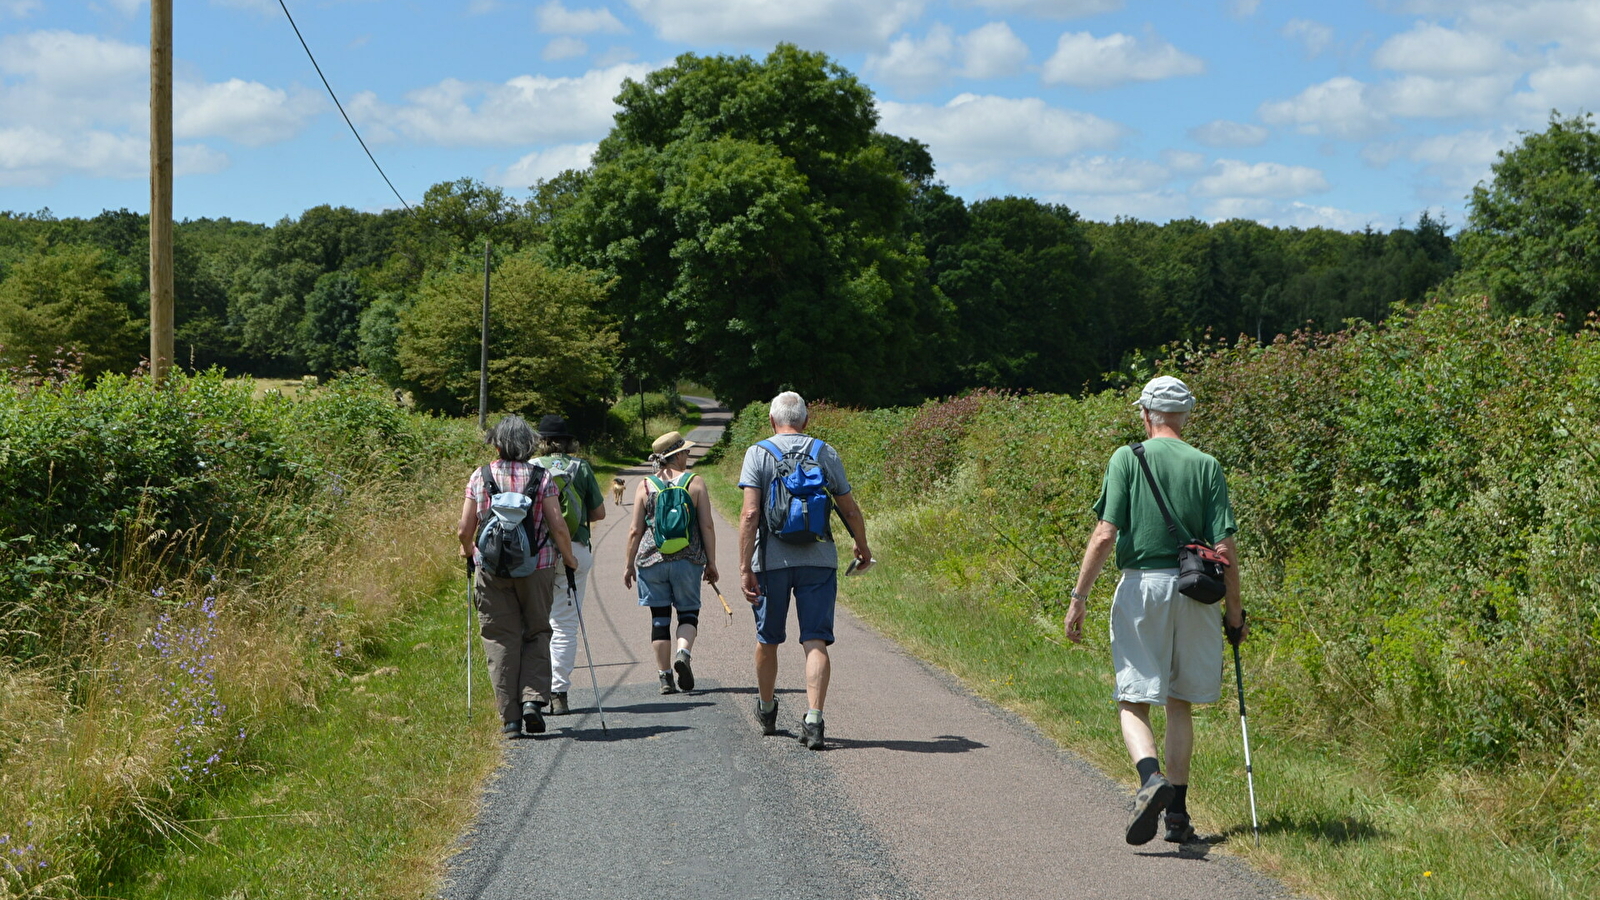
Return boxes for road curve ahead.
[441,397,1296,900]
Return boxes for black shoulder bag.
[1130,443,1229,604]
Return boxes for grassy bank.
[705,300,1598,899]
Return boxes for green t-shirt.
[535,454,605,546]
[1092,438,1237,571]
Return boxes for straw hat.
[651,431,695,459]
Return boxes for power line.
[275,0,413,213]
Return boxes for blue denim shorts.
[753,566,837,645]
[636,559,704,611]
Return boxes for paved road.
[441,398,1294,900]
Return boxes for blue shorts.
[753,566,837,645]
[637,559,703,611]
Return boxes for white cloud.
[594,45,639,66]
[348,62,654,146]
[175,79,323,146]
[1041,31,1204,89]
[959,22,1029,79]
[1258,76,1389,139]
[625,0,923,50]
[1515,63,1600,118]
[1161,148,1207,173]
[868,22,1027,92]
[878,94,1125,166]
[1193,159,1330,198]
[957,0,1120,17]
[543,36,589,61]
[537,2,627,35]
[107,0,144,14]
[1,1,42,18]
[1372,22,1510,76]
[1282,18,1334,57]
[1189,119,1268,147]
[1229,0,1261,17]
[1013,155,1169,194]
[1066,190,1189,222]
[1370,127,1513,198]
[0,29,146,91]
[1277,201,1378,230]
[1376,74,1513,118]
[468,0,504,14]
[1456,1,1600,64]
[493,142,599,188]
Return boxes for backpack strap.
[757,439,782,461]
[1130,443,1193,546]
[645,474,667,492]
[805,438,822,461]
[480,464,500,497]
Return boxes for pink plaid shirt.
[465,460,560,570]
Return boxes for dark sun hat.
[536,414,574,438]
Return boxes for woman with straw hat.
[623,431,718,694]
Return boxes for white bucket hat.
[1134,376,1196,413]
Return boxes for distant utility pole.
[149,0,175,384]
[478,240,491,431]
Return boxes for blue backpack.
[758,438,832,544]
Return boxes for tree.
[0,244,143,377]
[299,272,366,376]
[396,254,617,419]
[1460,112,1600,322]
[549,45,947,407]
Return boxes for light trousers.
[548,542,593,693]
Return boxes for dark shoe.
[659,671,678,695]
[549,692,570,716]
[1163,811,1197,844]
[673,649,695,692]
[522,701,545,735]
[756,699,778,735]
[799,718,826,750]
[1126,773,1173,845]
[502,720,522,737]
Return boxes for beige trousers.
[476,566,556,723]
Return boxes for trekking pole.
[465,559,476,721]
[709,581,734,626]
[568,566,608,734]
[1231,636,1261,847]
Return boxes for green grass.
[703,459,1598,900]
[96,582,502,900]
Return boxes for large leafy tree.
[0,244,143,377]
[549,44,947,407]
[1460,112,1600,322]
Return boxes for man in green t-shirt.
[534,415,607,716]
[1064,376,1248,847]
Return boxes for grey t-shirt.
[738,434,853,572]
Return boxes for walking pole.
[1231,634,1261,847]
[568,567,608,734]
[466,559,476,720]
[709,581,734,626]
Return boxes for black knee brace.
[650,608,672,642]
[677,611,699,630]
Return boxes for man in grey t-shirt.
[738,391,871,750]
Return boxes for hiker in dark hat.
[533,414,607,716]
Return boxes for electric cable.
[275,0,413,213]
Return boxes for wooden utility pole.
[149,0,175,384]
[478,240,491,430]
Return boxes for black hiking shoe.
[548,692,569,716]
[1163,811,1197,844]
[799,718,826,750]
[659,671,679,695]
[521,701,545,735]
[1126,773,1173,845]
[755,699,778,735]
[502,720,522,738]
[673,649,695,692]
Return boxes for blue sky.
[3,1,1597,230]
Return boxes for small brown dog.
[611,476,626,506]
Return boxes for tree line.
[4,46,1591,414]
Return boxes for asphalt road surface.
[441,399,1295,900]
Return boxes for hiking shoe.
[1163,811,1197,844]
[799,719,826,750]
[502,720,522,738]
[755,699,779,735]
[1126,773,1174,845]
[673,649,695,692]
[659,671,679,695]
[548,692,570,716]
[521,701,546,735]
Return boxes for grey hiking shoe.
[755,699,778,735]
[502,720,522,738]
[1126,773,1173,845]
[799,718,826,750]
[521,701,545,735]
[548,692,570,716]
[1163,811,1197,844]
[659,671,679,695]
[673,649,695,692]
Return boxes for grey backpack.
[476,464,546,578]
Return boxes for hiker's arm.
[543,494,578,571]
[692,478,718,584]
[1065,520,1118,644]
[833,492,870,565]
[1218,536,1247,643]
[623,480,649,589]
[457,496,478,559]
[738,486,761,603]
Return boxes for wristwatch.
[1070,590,1089,603]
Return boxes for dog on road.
[611,476,626,507]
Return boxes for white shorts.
[1109,568,1223,705]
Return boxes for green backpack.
[646,472,697,555]
[536,455,588,537]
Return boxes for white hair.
[1145,409,1190,431]
[770,391,808,428]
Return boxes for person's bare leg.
[653,639,671,671]
[1164,699,1193,784]
[1119,701,1159,767]
[803,639,830,711]
[676,623,697,654]
[755,643,778,702]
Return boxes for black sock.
[1170,784,1189,815]
[1136,756,1161,784]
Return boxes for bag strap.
[1130,443,1193,546]
[480,464,500,497]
